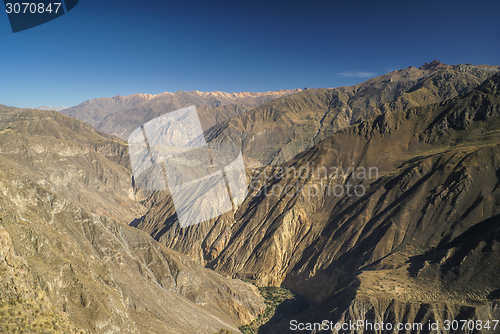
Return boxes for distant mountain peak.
[37,105,67,111]
[190,89,302,99]
[112,93,155,101]
[419,59,444,70]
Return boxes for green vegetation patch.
[239,286,310,334]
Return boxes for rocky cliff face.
[134,73,500,332]
[61,89,301,140]
[0,107,266,333]
[204,61,499,165]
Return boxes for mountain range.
[2,61,500,333]
[132,65,500,332]
[204,61,499,165]
[60,89,302,141]
[37,106,68,112]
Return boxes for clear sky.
[1,0,499,108]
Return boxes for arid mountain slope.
[0,225,82,333]
[0,107,142,224]
[204,61,499,164]
[0,107,266,333]
[61,89,301,140]
[134,73,500,332]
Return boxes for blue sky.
[1,0,499,108]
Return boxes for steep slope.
[61,89,301,140]
[0,106,143,224]
[0,106,266,333]
[134,73,500,332]
[204,61,499,164]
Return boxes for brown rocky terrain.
[134,72,500,332]
[0,225,83,333]
[0,107,143,224]
[61,89,301,140]
[0,106,266,333]
[204,61,499,165]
